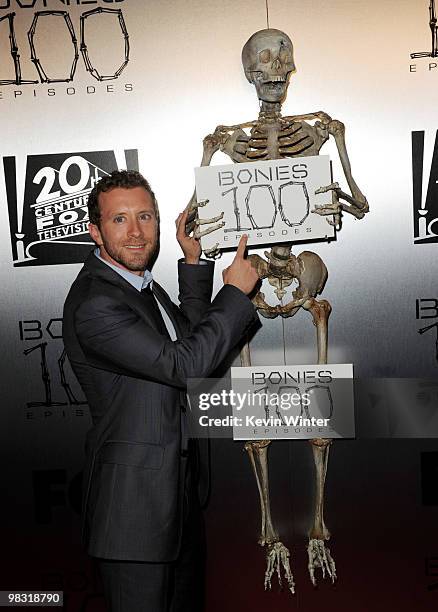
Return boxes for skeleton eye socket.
[259,49,271,63]
[279,50,291,63]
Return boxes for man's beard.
[103,239,157,272]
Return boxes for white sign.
[230,363,354,440]
[194,156,335,251]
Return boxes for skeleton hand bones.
[185,198,224,259]
[312,118,369,229]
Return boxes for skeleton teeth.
[262,77,285,84]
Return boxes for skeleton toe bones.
[308,538,337,586]
[266,542,296,594]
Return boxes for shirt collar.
[94,248,152,292]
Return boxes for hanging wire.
[280,287,287,366]
[265,0,270,28]
[281,307,287,366]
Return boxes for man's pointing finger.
[235,234,248,258]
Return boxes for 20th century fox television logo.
[3,149,138,266]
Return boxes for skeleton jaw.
[252,73,290,104]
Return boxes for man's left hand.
[176,208,202,265]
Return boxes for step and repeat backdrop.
[1,1,438,610]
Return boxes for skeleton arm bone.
[283,113,368,219]
[327,119,369,216]
[312,119,369,227]
[186,123,257,242]
[285,111,332,125]
[328,120,367,205]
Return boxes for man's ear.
[88,223,102,245]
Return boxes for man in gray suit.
[63,170,258,611]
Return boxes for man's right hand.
[222,235,259,295]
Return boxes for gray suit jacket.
[62,251,257,562]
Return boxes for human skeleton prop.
[187,29,368,593]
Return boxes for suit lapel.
[82,252,159,330]
[83,251,184,338]
[152,282,183,339]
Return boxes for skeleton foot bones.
[308,539,337,586]
[266,541,295,594]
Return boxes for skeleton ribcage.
[234,120,316,160]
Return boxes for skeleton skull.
[242,29,295,104]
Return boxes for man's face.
[89,186,158,276]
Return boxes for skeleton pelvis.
[249,249,328,319]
